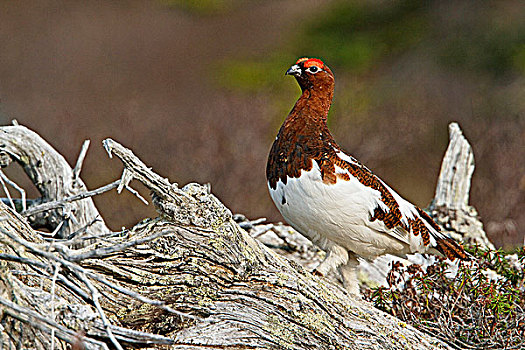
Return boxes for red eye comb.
[295,57,325,69]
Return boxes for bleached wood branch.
[433,123,475,210]
[0,126,110,239]
[429,122,494,249]
[73,140,91,181]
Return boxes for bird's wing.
[333,150,468,259]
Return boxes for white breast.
[268,161,408,259]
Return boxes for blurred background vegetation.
[0,0,523,247]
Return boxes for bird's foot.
[339,253,361,296]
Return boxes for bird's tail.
[435,237,470,261]
[416,207,470,261]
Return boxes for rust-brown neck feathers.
[289,58,334,120]
[266,58,339,189]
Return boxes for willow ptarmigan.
[266,57,468,294]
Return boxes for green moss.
[208,235,225,251]
[210,216,225,231]
[194,284,216,307]
[276,272,289,283]
[294,305,335,334]
[264,314,296,348]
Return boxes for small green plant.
[365,247,525,349]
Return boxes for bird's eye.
[307,66,320,74]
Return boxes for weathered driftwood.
[0,125,454,349]
[0,125,110,239]
[429,122,494,249]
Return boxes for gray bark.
[0,124,459,349]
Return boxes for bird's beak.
[285,64,301,77]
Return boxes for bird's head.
[285,57,334,91]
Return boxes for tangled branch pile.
[367,248,525,349]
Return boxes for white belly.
[268,162,407,259]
